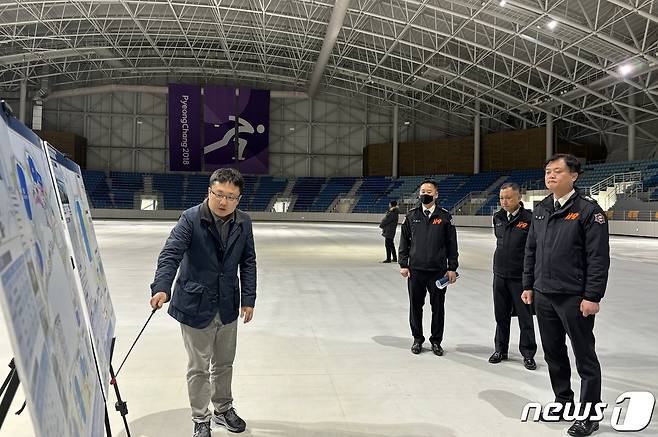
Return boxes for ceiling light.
[499,0,507,6]
[404,121,410,125]
[547,20,558,30]
[618,64,633,76]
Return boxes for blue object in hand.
[436,272,459,289]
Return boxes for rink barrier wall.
[90,209,658,238]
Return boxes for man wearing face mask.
[398,178,459,356]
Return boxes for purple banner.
[168,84,202,171]
[203,86,270,174]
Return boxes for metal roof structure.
[1,0,657,146]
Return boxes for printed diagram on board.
[50,152,116,391]
[0,118,103,437]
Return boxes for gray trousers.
[181,313,237,423]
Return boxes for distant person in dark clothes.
[379,200,400,263]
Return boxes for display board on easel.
[47,143,116,394]
[0,103,111,436]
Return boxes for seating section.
[352,177,396,213]
[291,177,325,212]
[249,177,288,211]
[185,175,210,209]
[578,160,658,187]
[310,177,356,212]
[80,160,658,214]
[441,173,501,211]
[153,173,185,210]
[81,170,113,208]
[110,172,144,209]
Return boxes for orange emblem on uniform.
[516,222,529,229]
[432,218,442,225]
[565,213,580,220]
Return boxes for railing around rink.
[607,210,658,221]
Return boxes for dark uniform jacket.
[379,206,400,239]
[399,205,459,273]
[150,200,257,328]
[493,203,533,278]
[522,191,610,302]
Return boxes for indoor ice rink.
[1,1,658,437]
[2,221,658,436]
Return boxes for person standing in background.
[489,182,537,370]
[379,200,400,263]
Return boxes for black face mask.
[419,194,435,205]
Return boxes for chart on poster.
[0,109,105,437]
[48,144,116,393]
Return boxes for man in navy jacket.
[150,168,256,437]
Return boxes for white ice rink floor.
[1,220,657,437]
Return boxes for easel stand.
[104,338,133,437]
[106,307,157,437]
[0,359,132,437]
[0,359,20,430]
[109,362,131,437]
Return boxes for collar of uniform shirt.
[508,206,521,220]
[423,204,436,216]
[554,188,575,208]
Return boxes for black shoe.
[431,343,443,356]
[193,421,211,437]
[213,408,246,433]
[523,357,537,370]
[488,351,508,364]
[411,340,423,354]
[382,260,392,263]
[392,259,398,262]
[567,420,599,436]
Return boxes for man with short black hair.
[150,167,256,437]
[522,154,610,436]
[379,200,400,263]
[399,178,459,356]
[490,182,537,370]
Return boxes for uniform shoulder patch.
[593,212,606,224]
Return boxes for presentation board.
[0,109,105,436]
[48,144,116,393]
